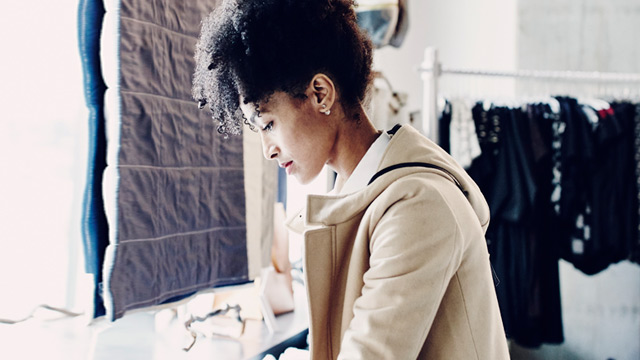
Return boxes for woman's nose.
[262,142,278,160]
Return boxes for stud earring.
[321,104,330,116]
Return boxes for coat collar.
[286,124,490,233]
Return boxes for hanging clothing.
[449,98,482,169]
[438,99,452,153]
[604,102,638,266]
[634,103,640,264]
[553,97,595,272]
[440,95,640,347]
[464,102,564,348]
[555,98,639,274]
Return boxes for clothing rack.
[418,46,640,142]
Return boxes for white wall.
[372,0,517,113]
[518,0,640,73]
[371,1,640,359]
[516,0,640,99]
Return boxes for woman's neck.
[327,104,380,180]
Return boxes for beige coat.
[287,125,510,359]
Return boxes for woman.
[192,0,510,359]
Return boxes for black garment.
[467,103,564,348]
[633,103,640,264]
[445,97,640,347]
[469,103,504,219]
[605,103,638,266]
[553,97,595,272]
[438,100,451,154]
[555,97,594,227]
[526,103,564,346]
[613,103,639,262]
[558,100,639,274]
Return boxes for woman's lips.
[282,161,293,174]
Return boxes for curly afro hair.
[192,0,374,136]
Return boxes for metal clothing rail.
[419,46,640,142]
[419,66,640,83]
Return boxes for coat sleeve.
[338,178,465,359]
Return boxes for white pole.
[421,47,439,142]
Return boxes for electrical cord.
[0,304,83,325]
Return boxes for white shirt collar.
[339,131,391,194]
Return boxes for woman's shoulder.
[375,169,467,205]
[367,173,463,221]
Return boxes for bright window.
[0,2,88,318]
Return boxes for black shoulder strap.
[387,123,402,136]
[368,162,468,197]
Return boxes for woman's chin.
[293,171,321,186]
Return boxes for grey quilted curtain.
[79,0,274,321]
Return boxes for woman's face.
[240,91,337,185]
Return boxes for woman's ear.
[309,74,336,115]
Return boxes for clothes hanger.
[577,96,610,111]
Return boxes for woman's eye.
[262,121,274,132]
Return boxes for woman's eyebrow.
[249,105,270,126]
[249,111,260,127]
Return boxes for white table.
[0,284,308,360]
